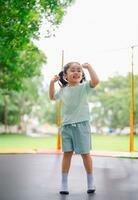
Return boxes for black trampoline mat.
[0,154,138,200]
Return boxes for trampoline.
[0,154,138,200]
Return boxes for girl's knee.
[63,151,73,157]
[81,153,90,158]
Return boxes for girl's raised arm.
[49,75,59,100]
[82,63,100,88]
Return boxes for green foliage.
[0,76,57,127]
[0,0,74,130]
[40,0,75,24]
[90,74,138,131]
[3,77,44,126]
[0,43,46,91]
[0,0,74,91]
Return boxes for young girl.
[49,62,99,195]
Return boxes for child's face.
[64,63,83,85]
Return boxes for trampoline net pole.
[57,50,64,150]
[129,46,134,152]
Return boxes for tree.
[0,0,75,91]
[0,0,75,131]
[89,74,138,133]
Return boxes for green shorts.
[60,121,92,154]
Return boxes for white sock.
[87,173,94,190]
[60,173,68,191]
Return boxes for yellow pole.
[57,50,64,150]
[129,46,134,152]
[57,100,62,150]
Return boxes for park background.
[0,0,138,153]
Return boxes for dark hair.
[58,62,86,87]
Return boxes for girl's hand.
[51,75,60,82]
[82,63,92,69]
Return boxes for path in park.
[0,154,138,200]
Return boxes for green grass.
[92,134,138,152]
[0,134,57,149]
[0,133,138,152]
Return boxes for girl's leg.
[81,153,96,193]
[60,151,73,194]
[62,151,73,173]
[81,153,92,173]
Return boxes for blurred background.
[0,0,138,152]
